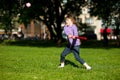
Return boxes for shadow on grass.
[65,59,79,68]
[0,39,119,49]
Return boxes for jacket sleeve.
[72,25,78,36]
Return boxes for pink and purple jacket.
[64,24,81,46]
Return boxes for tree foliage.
[0,0,86,40]
[0,0,19,33]
[18,0,86,40]
[89,0,120,46]
[1,0,119,41]
[90,0,120,26]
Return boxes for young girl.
[59,14,92,70]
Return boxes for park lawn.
[0,45,120,80]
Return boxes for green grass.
[0,41,120,80]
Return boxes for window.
[63,0,67,3]
[85,18,93,24]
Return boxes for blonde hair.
[65,14,77,25]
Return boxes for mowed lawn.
[0,44,120,80]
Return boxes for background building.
[78,6,102,40]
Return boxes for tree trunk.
[46,24,56,40]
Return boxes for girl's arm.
[68,25,78,39]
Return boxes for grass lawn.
[0,41,120,80]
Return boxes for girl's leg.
[59,47,71,67]
[60,47,71,63]
[72,46,92,70]
[71,46,85,64]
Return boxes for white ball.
[26,2,31,7]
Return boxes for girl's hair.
[65,14,77,25]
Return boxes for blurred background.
[0,0,120,46]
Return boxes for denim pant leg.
[60,47,71,63]
[71,46,85,64]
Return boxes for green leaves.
[90,0,120,21]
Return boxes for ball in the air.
[26,2,31,7]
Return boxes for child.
[59,14,92,70]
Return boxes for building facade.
[78,6,102,40]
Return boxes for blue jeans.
[60,45,85,64]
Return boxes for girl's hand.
[68,34,72,38]
[72,36,76,39]
[68,34,76,39]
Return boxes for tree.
[0,0,19,35]
[18,0,86,41]
[0,0,87,42]
[89,0,120,46]
[0,0,19,34]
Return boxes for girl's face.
[65,18,73,26]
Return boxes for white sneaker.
[58,63,64,68]
[83,63,92,70]
[58,65,64,68]
[86,66,92,70]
